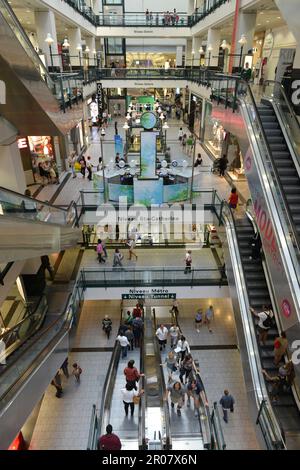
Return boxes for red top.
[124,367,140,381]
[132,307,142,318]
[229,192,238,206]
[98,433,122,450]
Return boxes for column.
[187,0,196,15]
[207,28,221,67]
[93,0,101,15]
[186,39,193,67]
[35,10,60,69]
[176,46,183,67]
[86,36,96,64]
[233,12,257,69]
[68,27,82,67]
[0,140,26,193]
[192,36,202,65]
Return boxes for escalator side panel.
[0,330,68,450]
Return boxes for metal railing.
[98,12,189,27]
[189,0,231,27]
[211,402,226,450]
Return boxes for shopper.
[161,351,178,380]
[86,156,93,181]
[262,361,295,401]
[182,133,187,151]
[179,353,194,384]
[132,303,142,318]
[218,155,228,177]
[132,317,143,348]
[194,153,203,167]
[121,383,144,417]
[176,335,190,361]
[72,363,82,383]
[127,238,138,261]
[61,357,69,379]
[101,238,108,258]
[250,306,274,346]
[195,309,203,332]
[98,424,122,450]
[124,359,144,389]
[68,152,77,178]
[156,324,169,351]
[249,231,262,260]
[169,323,180,348]
[117,332,130,358]
[274,332,288,366]
[228,187,238,209]
[101,127,106,138]
[51,371,63,398]
[167,381,186,416]
[124,310,134,326]
[219,390,235,423]
[186,135,194,157]
[115,121,118,135]
[145,8,150,23]
[96,239,106,264]
[178,127,183,142]
[102,314,112,339]
[204,305,214,333]
[124,327,134,351]
[113,248,124,269]
[184,250,192,274]
[187,379,206,417]
[171,299,179,317]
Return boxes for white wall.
[263,26,297,81]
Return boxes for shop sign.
[133,30,154,34]
[97,82,103,119]
[18,138,28,149]
[244,146,297,330]
[134,82,154,87]
[122,288,176,299]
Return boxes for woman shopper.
[79,155,86,178]
[179,354,194,385]
[124,360,144,390]
[113,248,124,269]
[184,250,192,274]
[195,309,203,332]
[161,351,178,380]
[121,383,144,417]
[166,381,186,416]
[176,335,190,361]
[274,332,288,366]
[228,187,238,209]
[96,239,106,264]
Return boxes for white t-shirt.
[169,326,179,338]
[156,327,168,341]
[121,388,139,403]
[177,339,190,353]
[117,335,130,347]
[257,310,273,329]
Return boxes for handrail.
[0,186,70,213]
[211,402,226,450]
[264,80,300,134]
[240,81,300,255]
[138,328,146,449]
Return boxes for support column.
[35,10,60,69]
[86,36,96,63]
[187,0,195,15]
[93,0,101,15]
[0,141,26,193]
[68,27,82,67]
[207,28,221,67]
[233,12,256,69]
[192,36,202,65]
[176,46,183,67]
[186,39,193,67]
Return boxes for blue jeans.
[223,408,229,422]
[121,346,128,358]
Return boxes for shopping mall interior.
[1,0,300,454]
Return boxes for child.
[72,363,82,383]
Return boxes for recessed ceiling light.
[277,16,281,19]
[26,9,30,12]
[266,20,269,23]
[257,23,261,26]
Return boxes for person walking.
[161,351,178,380]
[167,381,186,416]
[102,314,112,339]
[219,390,235,423]
[195,309,203,332]
[125,327,135,351]
[186,135,194,157]
[113,248,124,269]
[79,155,86,178]
[127,238,138,260]
[96,239,106,264]
[170,299,179,317]
[124,360,144,390]
[182,134,187,152]
[86,156,93,181]
[114,121,118,135]
[61,357,69,379]
[179,353,194,385]
[72,363,82,383]
[228,187,238,209]
[178,127,183,142]
[250,306,274,346]
[51,371,63,398]
[98,424,122,450]
[101,239,108,258]
[121,383,144,417]
[132,317,143,348]
[117,332,130,358]
[184,250,192,274]
[274,332,288,366]
[176,335,190,361]
[169,323,180,348]
[156,324,169,351]
[204,305,214,333]
[218,155,228,177]
[68,152,77,178]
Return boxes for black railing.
[190,0,231,27]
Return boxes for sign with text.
[97,82,103,119]
[122,288,175,300]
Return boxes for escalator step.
[270,144,288,151]
[277,167,298,176]
[281,176,300,184]
[282,185,300,195]
[289,203,300,213]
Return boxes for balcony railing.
[190,0,231,27]
[98,12,189,27]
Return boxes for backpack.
[262,311,273,329]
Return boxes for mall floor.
[28,115,256,450]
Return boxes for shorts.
[158,339,167,346]
[195,319,202,323]
[258,326,269,334]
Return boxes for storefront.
[202,100,245,181]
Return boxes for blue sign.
[114,134,123,159]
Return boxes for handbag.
[74,161,81,171]
[133,395,140,405]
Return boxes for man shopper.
[98,424,122,450]
[219,390,235,423]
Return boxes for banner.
[96,82,103,119]
[114,134,123,159]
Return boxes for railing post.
[60,76,66,113]
[219,200,224,225]
[233,78,239,113]
[212,189,216,207]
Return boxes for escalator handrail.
[0,293,71,400]
[0,186,71,213]
[0,0,53,87]
[264,79,300,134]
[240,81,300,255]
[138,321,146,449]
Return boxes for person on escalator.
[249,231,262,260]
[132,317,144,348]
[262,361,295,402]
[124,326,134,351]
[179,354,194,385]
[102,315,112,339]
[228,187,238,209]
[166,381,186,416]
[156,324,169,351]
[250,306,274,346]
[176,335,190,361]
[274,332,288,366]
[98,424,122,450]
[124,360,144,390]
[121,383,144,417]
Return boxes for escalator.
[0,186,80,262]
[0,0,84,135]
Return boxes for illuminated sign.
[18,138,28,149]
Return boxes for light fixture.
[163,122,169,129]
[63,38,70,48]
[207,44,213,52]
[238,34,247,46]
[85,46,90,53]
[199,47,204,54]
[192,49,195,55]
[93,49,97,54]
[123,122,129,129]
[221,40,229,50]
[76,43,82,51]
[45,33,54,45]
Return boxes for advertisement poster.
[139,131,158,179]
[134,178,163,206]
[114,134,124,159]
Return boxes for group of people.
[37,160,59,185]
[96,239,138,266]
[68,152,94,181]
[51,359,82,398]
[178,128,195,156]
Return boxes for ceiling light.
[277,16,281,19]
[207,44,213,52]
[63,38,70,48]
[45,33,54,44]
[238,34,247,46]
[85,46,90,53]
[76,43,82,51]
